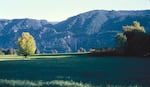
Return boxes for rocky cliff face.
[0,10,150,53]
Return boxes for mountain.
[0,10,150,53]
[54,10,150,52]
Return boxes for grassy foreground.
[0,79,141,87]
[0,54,149,87]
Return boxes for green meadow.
[0,54,149,87]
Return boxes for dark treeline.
[89,48,117,56]
[120,21,150,57]
[0,48,16,55]
[90,21,150,57]
[124,31,150,57]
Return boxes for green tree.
[115,33,127,54]
[0,50,4,55]
[17,32,36,58]
[116,33,127,47]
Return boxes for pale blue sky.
[0,0,150,21]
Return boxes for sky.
[0,0,150,21]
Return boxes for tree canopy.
[17,32,36,57]
[123,21,145,33]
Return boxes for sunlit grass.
[0,52,89,61]
[0,55,24,61]
[0,79,142,87]
[0,55,23,58]
[0,54,73,61]
[29,55,72,59]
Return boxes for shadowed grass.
[0,55,149,86]
[0,79,142,87]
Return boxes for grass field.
[0,54,76,61]
[0,79,140,87]
[0,54,149,87]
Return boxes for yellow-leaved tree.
[17,32,36,58]
[123,21,145,33]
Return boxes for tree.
[77,47,86,53]
[0,49,4,55]
[35,48,40,54]
[116,21,150,56]
[17,32,36,58]
[116,33,127,47]
[115,33,127,54]
[123,21,145,33]
[6,48,16,55]
[51,49,58,54]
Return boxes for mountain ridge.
[0,10,150,53]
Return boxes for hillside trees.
[17,32,36,58]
